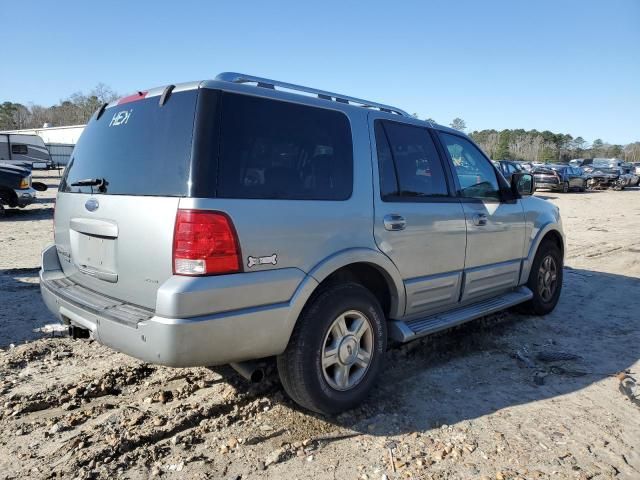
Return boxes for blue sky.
[1,0,638,144]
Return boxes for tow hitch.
[69,325,90,339]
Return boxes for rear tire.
[562,182,569,193]
[277,282,387,415]
[521,240,563,315]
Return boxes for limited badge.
[247,254,277,268]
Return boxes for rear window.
[215,92,353,200]
[60,90,197,196]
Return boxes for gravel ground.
[0,171,638,479]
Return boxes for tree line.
[0,84,119,130]
[469,128,640,163]
[413,115,640,163]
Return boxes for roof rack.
[215,72,410,117]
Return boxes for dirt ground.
[0,171,638,480]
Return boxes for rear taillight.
[173,210,241,276]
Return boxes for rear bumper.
[40,244,318,367]
[534,180,561,190]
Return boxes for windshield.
[60,90,198,196]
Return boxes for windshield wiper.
[70,177,106,187]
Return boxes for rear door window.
[216,93,353,200]
[60,90,198,196]
[374,120,449,199]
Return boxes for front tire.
[277,282,387,415]
[562,182,569,193]
[522,240,563,315]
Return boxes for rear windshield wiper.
[70,177,108,193]
[70,177,106,187]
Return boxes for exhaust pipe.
[230,361,266,383]
[68,325,90,339]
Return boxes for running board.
[388,287,533,342]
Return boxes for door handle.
[472,213,488,226]
[383,214,407,231]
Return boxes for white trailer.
[0,133,53,169]
[0,124,85,166]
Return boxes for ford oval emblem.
[85,198,99,212]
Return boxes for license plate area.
[70,231,118,282]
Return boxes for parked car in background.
[591,158,624,171]
[0,163,38,212]
[515,161,535,172]
[0,133,54,170]
[493,160,526,182]
[585,167,624,190]
[621,163,640,187]
[589,164,639,189]
[570,159,629,178]
[532,164,586,192]
[569,158,593,169]
[40,72,564,414]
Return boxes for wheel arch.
[281,248,405,354]
[520,223,565,284]
[307,248,405,319]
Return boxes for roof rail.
[215,72,410,117]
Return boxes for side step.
[388,286,533,342]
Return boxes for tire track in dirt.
[50,382,281,477]
[4,363,156,418]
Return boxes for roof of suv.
[103,72,466,138]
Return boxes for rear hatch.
[55,88,198,309]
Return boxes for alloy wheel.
[321,310,374,391]
[537,255,558,303]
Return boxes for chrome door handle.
[472,213,488,226]
[384,214,406,231]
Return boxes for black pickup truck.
[0,164,39,212]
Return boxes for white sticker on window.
[109,109,132,127]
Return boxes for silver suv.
[40,73,564,414]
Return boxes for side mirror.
[511,172,534,197]
[32,181,48,192]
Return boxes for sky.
[1,0,638,144]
